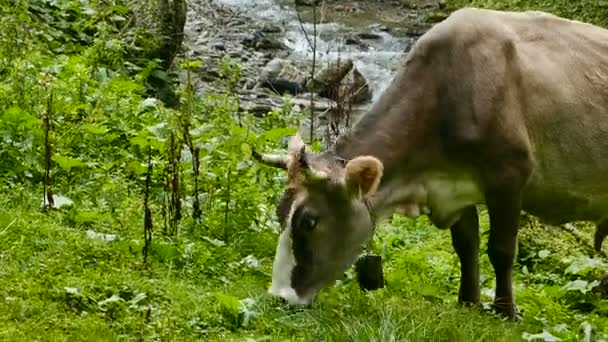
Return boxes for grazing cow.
[255,7,608,319]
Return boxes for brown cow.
[255,7,608,319]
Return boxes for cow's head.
[255,135,384,304]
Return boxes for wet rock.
[306,59,354,95]
[295,0,320,6]
[261,79,305,96]
[345,36,360,45]
[259,58,308,87]
[344,36,369,51]
[242,30,286,50]
[341,65,372,105]
[261,23,282,33]
[357,32,383,40]
[291,94,337,112]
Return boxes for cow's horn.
[252,150,288,170]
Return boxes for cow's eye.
[300,214,318,231]
[292,205,319,232]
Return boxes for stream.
[213,0,417,104]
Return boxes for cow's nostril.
[279,297,288,304]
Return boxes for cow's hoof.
[492,302,520,322]
[457,299,482,309]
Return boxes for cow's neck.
[330,101,434,224]
[328,65,483,229]
[331,67,432,175]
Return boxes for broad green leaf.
[259,127,297,142]
[565,257,607,276]
[563,280,599,294]
[55,155,86,170]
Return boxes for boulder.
[305,59,371,105]
[258,58,308,95]
[306,59,354,95]
[340,65,372,105]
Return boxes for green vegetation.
[445,0,608,27]
[1,0,607,340]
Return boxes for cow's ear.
[344,156,383,198]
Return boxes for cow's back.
[420,8,608,223]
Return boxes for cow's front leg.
[450,206,480,305]
[485,185,522,320]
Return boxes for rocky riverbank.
[180,0,443,139]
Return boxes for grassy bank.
[445,0,608,27]
[2,189,607,340]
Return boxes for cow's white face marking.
[268,227,298,302]
[268,197,313,305]
[267,191,374,305]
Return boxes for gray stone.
[259,58,308,86]
[356,32,383,40]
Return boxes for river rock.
[341,65,372,105]
[357,32,383,40]
[242,30,286,50]
[344,35,369,51]
[291,94,337,113]
[261,23,282,33]
[295,0,320,6]
[306,59,354,95]
[259,58,308,87]
[261,80,304,96]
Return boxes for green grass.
[445,0,608,27]
[1,190,606,341]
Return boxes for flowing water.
[214,0,415,104]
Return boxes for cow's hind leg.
[450,206,480,305]
[595,220,608,252]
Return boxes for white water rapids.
[213,0,413,104]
